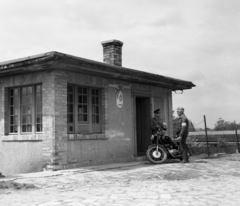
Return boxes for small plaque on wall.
[116,90,123,108]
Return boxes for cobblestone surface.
[1,154,240,206]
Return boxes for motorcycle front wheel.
[146,145,167,164]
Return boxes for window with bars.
[9,84,42,134]
[67,85,101,134]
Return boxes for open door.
[154,97,165,120]
[136,97,151,156]
[154,97,170,136]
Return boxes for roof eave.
[0,51,195,90]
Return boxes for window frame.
[67,84,102,134]
[8,84,43,135]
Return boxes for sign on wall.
[116,90,123,108]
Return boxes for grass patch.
[0,181,38,190]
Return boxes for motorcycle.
[146,128,183,164]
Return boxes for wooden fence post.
[204,115,210,157]
[235,129,239,153]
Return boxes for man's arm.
[162,122,167,131]
[150,118,157,131]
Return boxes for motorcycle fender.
[147,144,157,149]
[148,144,168,154]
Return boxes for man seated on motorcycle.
[150,109,167,143]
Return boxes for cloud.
[185,71,205,83]
[149,11,185,27]
[206,0,240,17]
[0,0,240,128]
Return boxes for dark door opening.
[136,97,151,156]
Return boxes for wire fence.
[189,116,240,156]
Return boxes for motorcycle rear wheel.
[146,145,167,164]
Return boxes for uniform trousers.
[179,135,189,162]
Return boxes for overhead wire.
[194,119,204,127]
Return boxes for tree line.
[173,111,240,132]
[213,118,240,131]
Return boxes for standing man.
[176,107,189,163]
[150,109,167,143]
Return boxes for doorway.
[136,97,151,156]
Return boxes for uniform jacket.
[176,114,189,137]
[150,116,167,135]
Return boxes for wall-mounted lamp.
[174,90,183,94]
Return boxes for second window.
[67,85,101,134]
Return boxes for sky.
[0,0,240,129]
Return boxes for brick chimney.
[101,40,123,67]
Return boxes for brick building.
[0,40,195,175]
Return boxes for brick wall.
[0,71,56,174]
[52,71,68,168]
[167,91,173,137]
[0,69,174,173]
[64,71,173,168]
